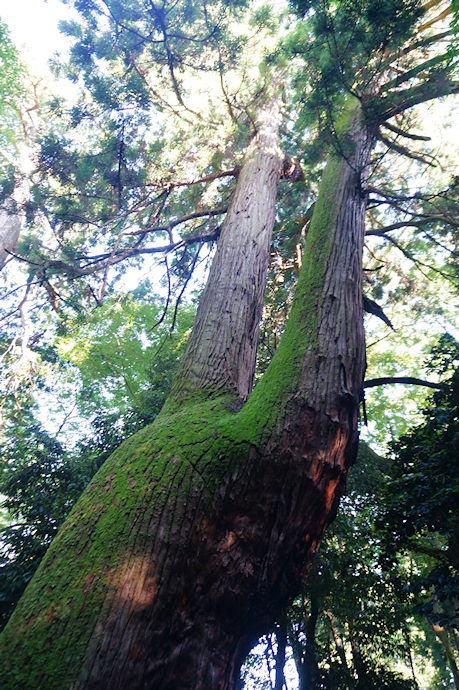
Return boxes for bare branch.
[363,377,446,390]
[381,121,431,141]
[128,206,228,236]
[169,242,204,333]
[160,169,239,190]
[416,5,452,34]
[150,255,172,330]
[377,133,437,167]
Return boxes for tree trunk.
[0,98,371,689]
[291,591,321,690]
[0,132,35,271]
[326,610,355,688]
[274,614,287,690]
[427,618,459,689]
[171,99,283,401]
[0,203,22,270]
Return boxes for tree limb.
[6,227,221,281]
[377,133,436,167]
[381,51,454,92]
[380,121,431,141]
[378,75,459,122]
[363,377,446,390]
[416,5,452,34]
[379,233,456,282]
[128,206,228,236]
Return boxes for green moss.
[0,98,364,690]
[0,395,263,688]
[240,107,356,431]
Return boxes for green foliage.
[307,446,415,688]
[54,286,195,417]
[0,0,458,683]
[0,418,74,630]
[284,0,423,148]
[6,0,288,332]
[381,335,459,630]
[0,291,195,631]
[0,19,26,168]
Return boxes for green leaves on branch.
[380,335,459,630]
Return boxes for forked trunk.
[0,98,372,689]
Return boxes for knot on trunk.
[281,155,304,182]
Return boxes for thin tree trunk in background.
[304,592,320,689]
[292,591,321,690]
[349,616,367,685]
[0,98,372,690]
[274,614,287,690]
[427,618,459,689]
[0,129,35,271]
[326,609,354,688]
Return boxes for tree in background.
[0,18,38,270]
[380,334,459,687]
[0,0,458,687]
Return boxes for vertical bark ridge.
[244,98,370,441]
[170,97,284,402]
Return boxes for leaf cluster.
[380,334,459,627]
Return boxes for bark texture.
[0,98,372,689]
[0,203,22,270]
[172,98,283,400]
[0,135,35,270]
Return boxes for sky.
[0,0,74,68]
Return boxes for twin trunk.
[0,97,372,689]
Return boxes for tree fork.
[0,98,371,689]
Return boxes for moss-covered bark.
[0,98,373,689]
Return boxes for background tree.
[380,334,459,687]
[0,17,39,270]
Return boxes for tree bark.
[427,618,459,689]
[0,130,35,271]
[171,98,283,401]
[274,614,287,690]
[0,203,22,270]
[0,98,371,689]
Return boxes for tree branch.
[7,227,221,281]
[363,377,446,390]
[380,121,431,141]
[377,133,436,167]
[377,74,459,122]
[381,51,454,92]
[378,233,456,281]
[128,206,228,236]
[148,0,202,118]
[416,5,452,34]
